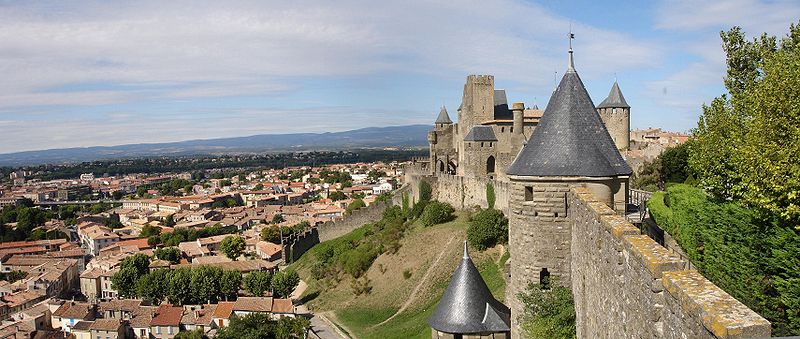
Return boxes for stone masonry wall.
[507,180,572,336]
[317,200,389,243]
[569,187,770,338]
[425,173,510,214]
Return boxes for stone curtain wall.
[317,200,389,243]
[428,173,510,214]
[569,187,770,338]
[283,227,320,263]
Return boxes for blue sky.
[1,0,799,154]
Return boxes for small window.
[540,268,551,288]
[481,142,484,147]
[525,186,534,201]
[612,108,617,114]
[510,127,514,133]
[501,127,505,133]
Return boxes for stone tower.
[457,75,495,175]
[429,106,457,174]
[504,37,632,336]
[428,241,511,339]
[597,81,631,151]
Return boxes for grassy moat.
[290,211,508,338]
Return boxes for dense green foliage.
[419,201,454,227]
[216,313,310,339]
[486,182,496,209]
[110,252,243,304]
[328,191,347,201]
[261,226,281,243]
[154,247,182,264]
[631,142,693,191]
[649,185,800,334]
[220,235,246,260]
[173,329,206,339]
[243,271,273,297]
[147,224,236,246]
[309,205,411,288]
[467,209,508,251]
[518,278,576,339]
[271,270,300,298]
[0,270,28,283]
[689,24,800,227]
[409,181,432,219]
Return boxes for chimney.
[512,102,524,136]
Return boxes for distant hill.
[0,125,430,166]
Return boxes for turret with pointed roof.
[506,69,631,177]
[505,33,631,336]
[435,106,453,125]
[597,81,632,151]
[428,241,510,338]
[598,81,630,109]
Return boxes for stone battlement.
[570,186,770,338]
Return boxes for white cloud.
[0,0,661,153]
[655,0,800,35]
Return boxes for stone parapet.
[570,186,770,338]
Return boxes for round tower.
[597,81,630,151]
[428,241,511,339]
[504,35,632,336]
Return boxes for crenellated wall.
[569,187,771,338]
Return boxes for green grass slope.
[291,212,507,339]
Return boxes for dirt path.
[373,234,457,328]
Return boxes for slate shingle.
[506,71,632,177]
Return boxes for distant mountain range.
[0,125,431,166]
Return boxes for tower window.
[540,268,551,289]
[612,108,617,114]
[510,127,513,133]
[525,186,533,201]
[501,127,505,133]
[481,142,484,147]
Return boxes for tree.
[163,215,176,227]
[254,183,264,191]
[111,267,140,298]
[136,269,169,304]
[467,208,508,250]
[167,267,194,305]
[271,269,300,299]
[220,270,242,301]
[220,235,246,261]
[261,226,281,243]
[518,278,576,339]
[154,247,182,264]
[660,142,691,184]
[216,313,309,339]
[419,201,455,227]
[689,23,800,226]
[243,271,272,297]
[271,214,285,224]
[140,224,162,238]
[328,191,346,201]
[191,266,223,303]
[2,270,27,283]
[120,253,151,276]
[174,329,206,339]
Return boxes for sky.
[1,0,799,154]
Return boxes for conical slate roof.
[435,106,453,124]
[597,81,630,108]
[506,70,632,177]
[428,242,510,334]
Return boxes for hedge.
[647,184,800,335]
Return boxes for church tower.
[597,81,631,151]
[504,32,632,336]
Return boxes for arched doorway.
[486,156,495,174]
[447,161,457,175]
[437,160,445,173]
